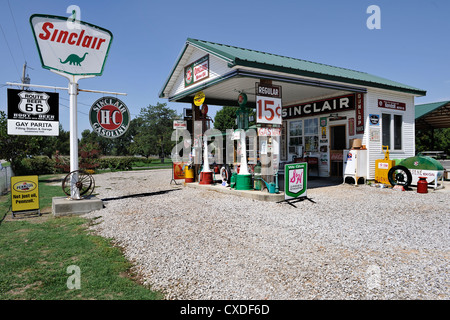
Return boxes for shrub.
[98,157,134,171]
[16,156,56,176]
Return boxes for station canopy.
[159,38,426,108]
[415,101,450,130]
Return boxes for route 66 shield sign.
[7,88,59,136]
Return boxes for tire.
[220,164,232,182]
[388,165,412,187]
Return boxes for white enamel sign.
[256,96,282,125]
[30,14,113,76]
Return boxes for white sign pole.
[68,80,80,199]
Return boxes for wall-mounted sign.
[193,91,205,106]
[355,93,364,134]
[285,163,307,200]
[30,14,113,76]
[7,88,59,136]
[89,96,130,138]
[257,127,281,136]
[321,126,327,138]
[348,117,355,136]
[378,99,406,111]
[282,94,355,119]
[370,127,380,141]
[184,55,209,87]
[369,114,380,125]
[11,175,40,213]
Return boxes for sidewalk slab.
[184,182,285,202]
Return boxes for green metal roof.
[415,101,450,119]
[185,38,426,96]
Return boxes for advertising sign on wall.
[7,88,59,136]
[282,94,355,119]
[89,96,130,138]
[355,93,364,134]
[11,175,40,212]
[378,99,406,111]
[30,14,113,76]
[184,55,209,87]
[284,162,308,200]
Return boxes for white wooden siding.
[168,47,231,99]
[364,89,416,179]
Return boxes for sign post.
[28,14,122,199]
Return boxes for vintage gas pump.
[234,93,253,190]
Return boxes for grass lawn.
[0,175,163,300]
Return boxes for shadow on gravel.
[101,189,181,202]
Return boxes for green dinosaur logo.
[59,52,88,66]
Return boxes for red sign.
[257,127,281,136]
[355,93,364,134]
[378,99,406,111]
[348,118,355,136]
[173,162,186,179]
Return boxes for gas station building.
[159,38,426,182]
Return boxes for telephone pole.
[21,62,31,90]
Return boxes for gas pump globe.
[236,92,249,130]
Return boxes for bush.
[98,157,134,171]
[15,156,56,176]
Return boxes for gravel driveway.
[84,169,449,300]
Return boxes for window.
[394,115,402,150]
[304,118,318,152]
[289,120,302,148]
[382,113,391,149]
[382,113,403,150]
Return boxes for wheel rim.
[392,169,408,185]
[62,170,95,199]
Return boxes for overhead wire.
[7,0,26,62]
[0,22,21,80]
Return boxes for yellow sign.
[193,91,205,106]
[11,175,40,212]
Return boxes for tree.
[128,103,178,162]
[0,111,40,173]
[213,106,256,131]
[81,129,114,155]
[416,128,450,156]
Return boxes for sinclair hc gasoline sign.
[89,96,130,138]
[30,14,113,76]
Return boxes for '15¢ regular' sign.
[256,83,282,125]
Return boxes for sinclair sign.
[30,14,113,76]
[89,96,130,138]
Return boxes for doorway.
[330,125,346,177]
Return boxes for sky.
[1,0,449,137]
